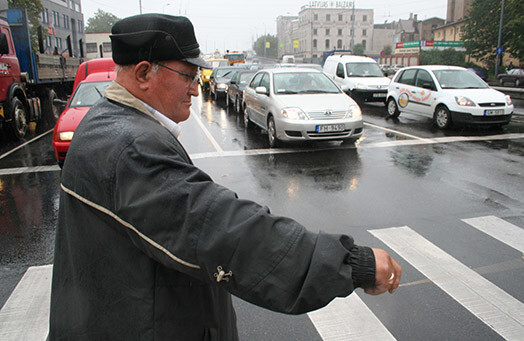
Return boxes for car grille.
[307,130,352,138]
[307,110,347,120]
[478,102,505,107]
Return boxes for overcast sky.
[82,0,448,53]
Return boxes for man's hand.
[363,248,402,295]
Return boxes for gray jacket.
[49,82,375,340]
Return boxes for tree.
[353,43,364,55]
[462,0,524,64]
[8,0,44,52]
[419,49,467,66]
[86,9,120,33]
[253,35,278,59]
[383,45,392,55]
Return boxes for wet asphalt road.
[1,89,524,340]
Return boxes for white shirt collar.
[139,101,182,138]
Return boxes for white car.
[386,65,514,129]
[242,68,363,147]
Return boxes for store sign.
[307,1,353,9]
[293,40,300,48]
[396,40,464,49]
[395,47,420,54]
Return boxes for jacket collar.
[104,81,154,119]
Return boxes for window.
[363,15,367,22]
[250,73,264,88]
[338,14,343,21]
[53,11,60,27]
[314,13,318,21]
[86,43,97,53]
[325,28,330,36]
[313,28,317,35]
[415,70,435,89]
[75,3,81,12]
[362,40,367,49]
[63,15,69,29]
[362,29,367,37]
[55,37,62,49]
[338,29,342,36]
[325,39,330,49]
[313,39,317,48]
[42,9,49,23]
[336,63,345,78]
[78,20,83,33]
[69,1,74,9]
[326,14,331,21]
[337,39,342,49]
[398,69,417,85]
[259,73,270,90]
[102,42,112,52]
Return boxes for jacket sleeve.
[113,132,376,314]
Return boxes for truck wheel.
[42,90,60,123]
[7,97,28,140]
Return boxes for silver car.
[242,68,363,147]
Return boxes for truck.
[0,8,82,140]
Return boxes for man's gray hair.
[114,63,160,74]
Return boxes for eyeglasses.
[157,63,200,87]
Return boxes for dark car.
[209,66,238,101]
[226,70,257,113]
[467,68,488,81]
[497,68,524,87]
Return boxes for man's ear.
[134,61,153,90]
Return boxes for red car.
[52,70,116,167]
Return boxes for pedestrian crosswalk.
[1,216,523,340]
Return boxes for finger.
[389,259,402,293]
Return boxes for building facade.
[85,33,111,59]
[277,2,374,62]
[40,0,85,58]
[446,0,473,23]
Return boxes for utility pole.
[495,0,505,77]
[139,0,142,14]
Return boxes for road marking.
[369,226,524,341]
[462,216,524,254]
[308,293,396,340]
[0,265,52,341]
[190,108,224,155]
[364,122,425,140]
[0,165,60,176]
[0,129,53,161]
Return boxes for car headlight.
[281,107,308,120]
[59,131,74,141]
[356,83,366,89]
[217,83,228,89]
[455,96,475,106]
[505,95,512,106]
[347,105,362,118]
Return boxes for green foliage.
[462,0,523,63]
[86,9,120,33]
[383,45,392,55]
[253,35,278,58]
[353,43,364,55]
[8,0,44,53]
[419,48,467,66]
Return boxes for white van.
[323,55,390,103]
[282,55,295,64]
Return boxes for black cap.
[110,13,209,68]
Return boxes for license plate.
[484,109,504,116]
[373,93,387,98]
[316,124,345,133]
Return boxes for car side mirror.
[255,86,268,95]
[0,33,9,55]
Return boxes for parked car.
[323,55,391,103]
[242,68,363,147]
[209,66,238,101]
[386,65,513,129]
[497,68,524,87]
[226,69,257,113]
[52,71,116,167]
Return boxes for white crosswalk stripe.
[369,225,524,341]
[1,216,523,340]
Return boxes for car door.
[392,68,420,115]
[412,69,437,117]
[244,72,264,123]
[251,72,271,127]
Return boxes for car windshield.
[433,69,489,89]
[273,72,340,94]
[69,81,112,108]
[346,62,384,77]
[239,72,256,84]
[216,69,235,78]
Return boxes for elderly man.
[49,14,401,340]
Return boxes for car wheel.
[243,106,253,129]
[235,97,241,113]
[226,93,230,107]
[434,105,452,129]
[6,97,28,140]
[267,116,280,148]
[387,97,400,118]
